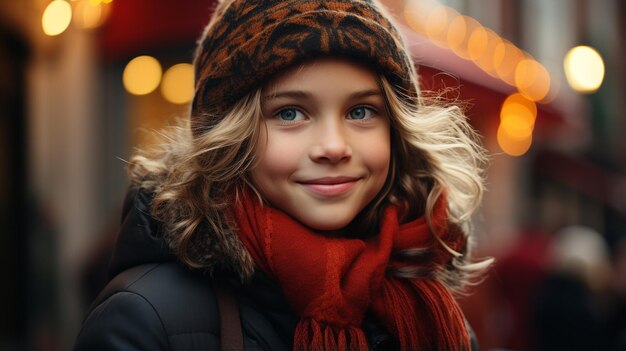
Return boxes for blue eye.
[348,107,373,120]
[276,108,304,121]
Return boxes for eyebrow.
[263,89,382,101]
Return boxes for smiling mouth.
[297,177,360,196]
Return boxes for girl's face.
[252,58,391,231]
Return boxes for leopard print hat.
[191,0,418,135]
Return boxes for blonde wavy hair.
[129,74,489,289]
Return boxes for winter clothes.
[74,188,402,350]
[73,188,479,350]
[233,190,471,350]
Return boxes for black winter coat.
[74,188,478,350]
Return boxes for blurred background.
[0,0,625,350]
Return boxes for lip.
[297,176,360,196]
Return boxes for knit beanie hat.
[191,0,418,135]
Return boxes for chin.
[300,217,353,232]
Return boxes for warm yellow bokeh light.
[515,59,551,101]
[452,16,479,59]
[74,0,102,29]
[497,123,533,156]
[402,1,540,95]
[446,14,466,50]
[538,79,560,104]
[467,26,488,60]
[494,41,524,86]
[501,93,538,129]
[123,56,163,96]
[42,0,73,36]
[500,112,533,139]
[499,93,535,157]
[433,7,462,48]
[474,29,503,76]
[404,0,430,34]
[161,63,195,104]
[501,94,537,142]
[424,5,449,44]
[564,45,605,93]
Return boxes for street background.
[1,0,625,350]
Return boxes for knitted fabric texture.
[191,0,418,136]
[233,192,470,350]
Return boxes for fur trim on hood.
[109,187,251,280]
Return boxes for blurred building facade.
[0,0,624,350]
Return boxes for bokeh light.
[122,56,163,96]
[474,29,503,76]
[494,41,524,86]
[498,93,537,157]
[500,113,533,140]
[424,4,448,40]
[161,63,195,104]
[42,0,73,36]
[515,59,551,101]
[497,123,533,156]
[563,45,605,93]
[467,26,488,61]
[401,0,554,157]
[446,14,467,51]
[403,0,431,34]
[501,93,537,130]
[73,0,103,29]
[452,16,480,59]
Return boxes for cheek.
[253,129,304,180]
[361,129,391,180]
[371,141,391,172]
[373,147,391,193]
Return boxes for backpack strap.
[215,284,244,351]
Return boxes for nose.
[309,118,352,163]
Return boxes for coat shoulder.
[74,262,220,351]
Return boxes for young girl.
[74,0,488,350]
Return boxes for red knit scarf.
[233,193,470,350]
